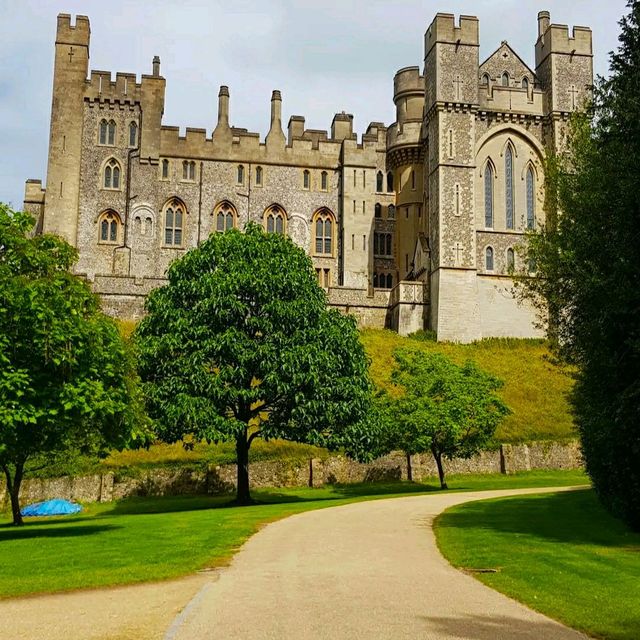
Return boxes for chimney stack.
[152,55,161,77]
[538,11,550,39]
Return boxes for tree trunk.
[406,452,413,482]
[432,448,448,490]
[3,463,24,526]
[235,431,253,505]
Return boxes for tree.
[0,205,149,525]
[135,223,376,504]
[515,2,640,529]
[379,349,510,489]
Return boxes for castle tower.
[43,14,90,245]
[388,67,426,280]
[535,11,593,152]
[423,13,482,342]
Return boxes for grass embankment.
[435,489,640,640]
[32,329,576,479]
[0,470,586,598]
[361,329,576,443]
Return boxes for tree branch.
[247,430,262,447]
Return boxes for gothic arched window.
[99,120,108,145]
[522,77,529,92]
[388,204,395,219]
[98,210,121,244]
[321,171,328,191]
[526,166,536,229]
[182,160,196,181]
[129,121,138,147]
[486,246,494,271]
[163,199,186,246]
[387,171,394,192]
[162,159,169,180]
[103,158,122,190]
[374,203,381,218]
[303,169,310,190]
[507,247,515,271]
[237,165,245,184]
[256,165,263,185]
[214,201,236,232]
[313,208,335,255]
[484,162,494,228]
[481,73,490,86]
[505,146,514,229]
[376,171,383,192]
[502,72,510,87]
[264,205,286,235]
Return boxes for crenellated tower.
[43,14,90,244]
[423,13,481,342]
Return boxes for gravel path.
[169,486,590,640]
[0,486,590,639]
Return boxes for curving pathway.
[168,486,590,640]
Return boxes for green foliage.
[378,349,510,487]
[515,3,640,528]
[135,224,376,502]
[0,204,150,524]
[436,490,640,640]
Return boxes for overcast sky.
[0,0,629,208]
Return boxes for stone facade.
[0,441,584,505]
[25,11,592,342]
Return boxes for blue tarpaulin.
[21,499,82,517]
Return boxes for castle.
[24,11,593,342]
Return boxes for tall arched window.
[303,170,310,190]
[502,72,510,87]
[264,205,286,234]
[321,171,328,191]
[237,165,244,184]
[388,204,395,219]
[163,199,186,246]
[162,159,169,179]
[505,145,514,229]
[522,77,529,92]
[507,247,515,271]
[98,210,121,244]
[480,73,490,86]
[99,119,108,145]
[387,171,394,192]
[108,120,116,145]
[256,166,263,185]
[182,160,196,181]
[374,203,381,218]
[103,158,122,190]
[313,208,335,255]
[129,121,138,147]
[484,162,493,228]
[486,246,494,271]
[526,166,535,229]
[214,201,236,232]
[376,171,383,192]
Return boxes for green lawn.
[435,489,640,640]
[0,470,586,598]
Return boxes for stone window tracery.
[505,145,514,229]
[313,208,335,255]
[214,201,236,232]
[526,166,536,229]
[129,121,138,147]
[98,210,121,244]
[163,198,186,246]
[388,204,395,219]
[484,161,494,228]
[99,119,116,146]
[374,232,393,257]
[237,165,245,185]
[182,160,196,181]
[103,158,121,190]
[264,205,286,235]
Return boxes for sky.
[0,0,629,208]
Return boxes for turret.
[42,14,91,244]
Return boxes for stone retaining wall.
[0,441,582,506]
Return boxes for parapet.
[56,13,90,47]
[331,111,354,141]
[535,16,592,66]
[425,13,478,54]
[394,66,425,100]
[24,179,46,204]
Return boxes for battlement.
[535,14,592,67]
[84,68,164,103]
[24,179,45,203]
[56,13,90,47]
[425,13,478,54]
[394,67,424,100]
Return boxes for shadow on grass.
[438,489,640,547]
[424,614,586,640]
[0,524,119,540]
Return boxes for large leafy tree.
[0,205,148,525]
[516,2,640,529]
[379,349,509,489]
[135,223,376,504]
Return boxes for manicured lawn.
[435,489,640,640]
[0,470,586,598]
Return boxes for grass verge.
[435,488,640,640]
[0,470,586,598]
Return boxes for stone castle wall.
[0,441,583,506]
